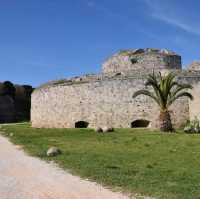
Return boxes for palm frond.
[133,89,161,106]
[160,73,176,107]
[145,72,166,108]
[133,71,193,111]
[170,83,193,99]
[167,92,194,106]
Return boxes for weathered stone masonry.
[102,48,181,73]
[31,48,200,129]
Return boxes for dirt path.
[0,135,134,199]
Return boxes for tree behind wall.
[0,81,33,123]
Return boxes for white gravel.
[0,135,134,199]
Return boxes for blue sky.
[0,0,200,87]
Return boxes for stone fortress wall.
[31,48,200,129]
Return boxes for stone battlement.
[36,69,200,91]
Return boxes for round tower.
[188,61,200,71]
[102,48,182,73]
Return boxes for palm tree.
[133,71,193,132]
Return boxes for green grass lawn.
[1,123,200,199]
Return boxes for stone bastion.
[31,48,200,129]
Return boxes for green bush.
[0,81,16,98]
[184,117,200,133]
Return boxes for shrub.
[0,81,16,98]
[184,117,200,133]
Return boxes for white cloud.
[143,0,200,36]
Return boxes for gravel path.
[0,135,133,199]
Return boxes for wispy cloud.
[86,0,126,19]
[153,14,200,35]
[85,0,159,40]
[143,0,200,36]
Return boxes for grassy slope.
[1,123,200,199]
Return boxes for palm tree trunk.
[159,110,173,132]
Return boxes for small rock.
[47,147,61,157]
[95,127,103,133]
[107,127,114,132]
[102,127,114,133]
[184,126,192,133]
[169,149,177,153]
[194,127,200,133]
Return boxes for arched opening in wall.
[131,120,150,128]
[75,121,89,128]
[131,58,138,64]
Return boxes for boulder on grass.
[102,127,114,133]
[184,125,200,134]
[95,127,103,133]
[194,127,200,133]
[184,126,192,133]
[47,147,61,157]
